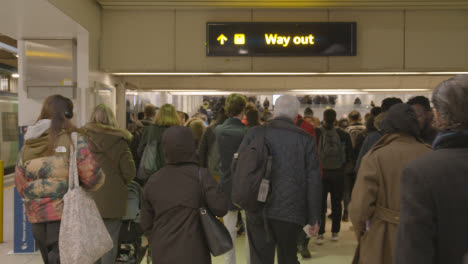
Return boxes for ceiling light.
[11,73,19,78]
[15,54,19,58]
[112,71,468,76]
[362,89,431,92]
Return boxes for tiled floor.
[2,181,357,263]
[0,220,356,264]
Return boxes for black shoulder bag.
[198,169,233,256]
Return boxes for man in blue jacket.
[237,95,322,264]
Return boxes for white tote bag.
[59,132,113,264]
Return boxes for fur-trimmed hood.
[82,123,132,142]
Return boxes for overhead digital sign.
[207,22,356,56]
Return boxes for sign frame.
[206,22,357,57]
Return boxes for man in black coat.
[314,109,353,244]
[215,94,249,264]
[395,75,468,264]
[237,95,322,264]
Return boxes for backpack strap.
[296,119,304,128]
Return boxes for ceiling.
[96,0,468,9]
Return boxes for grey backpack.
[318,127,346,170]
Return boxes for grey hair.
[274,95,299,120]
[432,75,468,131]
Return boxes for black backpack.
[318,127,346,170]
[231,126,272,212]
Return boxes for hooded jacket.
[140,126,227,264]
[15,120,105,223]
[82,123,136,218]
[349,104,432,264]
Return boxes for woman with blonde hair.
[15,95,105,264]
[81,104,136,264]
[137,104,180,183]
[185,118,206,152]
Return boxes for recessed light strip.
[113,71,468,76]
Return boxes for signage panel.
[207,22,356,56]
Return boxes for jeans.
[223,210,250,264]
[95,219,122,264]
[319,169,344,235]
[32,221,61,264]
[246,212,302,264]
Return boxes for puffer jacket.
[82,123,136,219]
[15,119,105,223]
[237,117,322,226]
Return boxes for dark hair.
[37,95,76,154]
[348,110,361,122]
[225,94,247,117]
[137,112,144,120]
[381,97,403,112]
[338,118,349,129]
[246,109,260,127]
[366,115,377,132]
[323,109,337,125]
[370,107,382,116]
[432,75,468,131]
[144,104,157,118]
[213,107,228,126]
[407,96,431,111]
[304,107,314,117]
[245,102,257,113]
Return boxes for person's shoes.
[342,212,349,222]
[315,235,325,245]
[300,248,312,259]
[331,233,340,241]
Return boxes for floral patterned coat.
[15,129,105,223]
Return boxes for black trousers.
[343,172,356,214]
[32,221,61,264]
[319,169,344,234]
[247,212,302,264]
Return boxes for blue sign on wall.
[13,126,36,253]
[13,188,36,253]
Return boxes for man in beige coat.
[349,103,432,264]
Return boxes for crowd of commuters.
[14,75,468,264]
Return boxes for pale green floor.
[210,220,357,264]
[0,218,356,264]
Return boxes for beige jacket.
[349,133,431,264]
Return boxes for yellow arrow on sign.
[217,34,228,45]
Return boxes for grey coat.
[237,117,322,226]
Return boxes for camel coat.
[349,133,431,264]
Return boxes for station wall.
[100,8,468,72]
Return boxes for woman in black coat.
[140,126,228,264]
[394,75,468,264]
